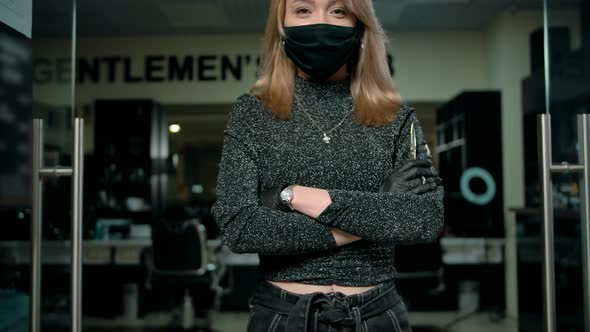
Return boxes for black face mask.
[283,23,362,81]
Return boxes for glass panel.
[547,1,588,331]
[20,1,569,331]
[32,0,77,327]
[0,0,76,330]
[0,10,34,332]
[519,1,587,331]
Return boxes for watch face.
[280,188,292,202]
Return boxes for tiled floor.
[408,312,518,332]
[71,310,518,332]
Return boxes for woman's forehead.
[286,0,347,6]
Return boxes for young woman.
[211,0,444,330]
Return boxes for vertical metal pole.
[31,119,43,332]
[541,1,556,330]
[578,114,590,332]
[538,114,556,332]
[70,0,77,125]
[543,0,551,115]
[70,1,82,331]
[71,118,83,332]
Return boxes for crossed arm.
[288,186,360,245]
[211,111,444,255]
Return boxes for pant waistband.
[251,280,400,332]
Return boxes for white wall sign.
[0,0,32,38]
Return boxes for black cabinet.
[93,99,168,223]
[436,91,504,237]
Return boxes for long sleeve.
[315,107,444,244]
[210,126,338,255]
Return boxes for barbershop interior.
[0,0,589,331]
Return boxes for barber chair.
[144,208,224,331]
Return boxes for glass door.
[3,1,583,331]
[0,0,79,331]
[32,0,82,330]
[0,2,35,331]
[546,0,589,331]
[519,1,589,331]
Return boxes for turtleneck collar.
[294,75,351,98]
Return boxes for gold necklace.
[294,94,354,144]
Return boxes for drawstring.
[313,309,319,331]
[308,292,361,331]
[313,305,361,332]
[352,306,362,331]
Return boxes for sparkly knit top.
[211,77,444,286]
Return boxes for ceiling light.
[192,184,204,194]
[169,124,181,133]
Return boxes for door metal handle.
[31,118,84,332]
[538,114,590,332]
[578,114,590,332]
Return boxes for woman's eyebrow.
[290,0,345,8]
[290,0,314,5]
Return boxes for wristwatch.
[279,184,296,211]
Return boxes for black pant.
[247,280,412,332]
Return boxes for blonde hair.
[252,0,402,127]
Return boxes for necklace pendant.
[322,133,331,144]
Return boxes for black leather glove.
[379,160,442,194]
[259,185,289,211]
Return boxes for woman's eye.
[295,7,311,15]
[332,8,347,16]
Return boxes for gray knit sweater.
[211,77,444,286]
